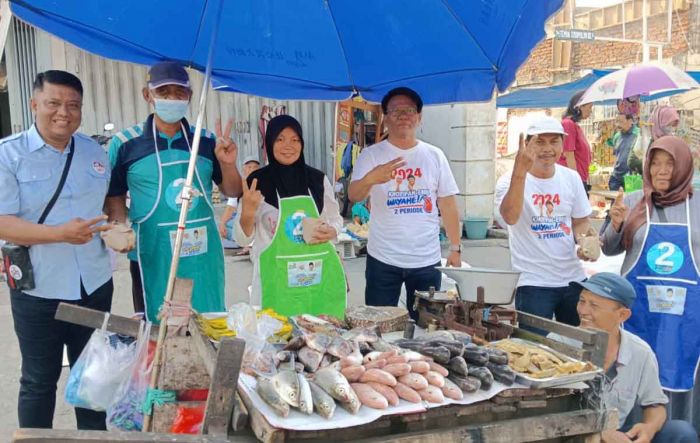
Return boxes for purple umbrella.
[578,63,699,105]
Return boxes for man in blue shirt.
[104,61,242,321]
[0,71,113,429]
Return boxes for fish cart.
[13,280,615,443]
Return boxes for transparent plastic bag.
[106,321,153,431]
[65,314,143,411]
[228,303,282,374]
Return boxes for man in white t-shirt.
[495,115,593,329]
[349,87,462,320]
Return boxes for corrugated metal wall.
[6,25,337,175]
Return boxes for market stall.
[15,269,618,443]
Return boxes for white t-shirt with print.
[352,139,459,268]
[494,164,591,288]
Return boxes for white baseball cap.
[242,155,260,165]
[526,115,567,136]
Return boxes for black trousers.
[10,279,113,429]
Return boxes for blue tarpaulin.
[497,69,700,108]
[10,0,564,104]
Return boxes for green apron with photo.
[259,195,346,318]
[135,122,225,323]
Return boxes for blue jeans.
[609,174,625,192]
[10,279,113,429]
[622,420,698,443]
[515,284,582,334]
[365,254,441,321]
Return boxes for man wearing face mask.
[105,61,242,321]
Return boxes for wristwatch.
[449,244,462,253]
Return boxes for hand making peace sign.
[214,118,238,166]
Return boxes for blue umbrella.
[9,3,563,429]
[10,0,563,104]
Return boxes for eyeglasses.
[387,107,418,117]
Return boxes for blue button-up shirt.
[0,125,112,300]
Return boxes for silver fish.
[296,373,313,415]
[342,326,379,343]
[327,336,353,358]
[313,367,353,403]
[284,335,306,351]
[308,381,336,419]
[319,353,332,368]
[271,369,300,407]
[371,338,398,353]
[339,388,361,415]
[257,377,290,417]
[298,346,324,372]
[305,333,333,353]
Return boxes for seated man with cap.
[554,272,697,443]
[495,115,595,330]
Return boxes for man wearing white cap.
[495,115,594,329]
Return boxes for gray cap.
[570,272,637,308]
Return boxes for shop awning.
[497,69,700,108]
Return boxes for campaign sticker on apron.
[646,285,687,315]
[169,226,208,257]
[165,178,201,213]
[646,241,684,275]
[284,210,307,244]
[287,259,322,287]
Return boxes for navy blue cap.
[570,272,637,308]
[147,61,190,89]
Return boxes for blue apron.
[624,199,700,391]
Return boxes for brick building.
[515,0,694,88]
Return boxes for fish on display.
[298,346,324,372]
[308,381,336,419]
[296,373,313,414]
[271,370,300,407]
[284,335,306,351]
[313,367,354,403]
[305,332,333,353]
[257,377,290,417]
[327,336,353,358]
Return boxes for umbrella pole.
[142,0,224,432]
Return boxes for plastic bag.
[170,403,206,434]
[228,303,282,374]
[106,321,153,431]
[65,314,143,411]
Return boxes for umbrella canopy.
[10,0,563,104]
[578,64,700,106]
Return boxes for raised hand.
[368,157,407,186]
[610,187,628,233]
[59,215,110,244]
[241,178,264,214]
[514,134,537,175]
[214,118,238,166]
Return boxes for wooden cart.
[13,282,615,443]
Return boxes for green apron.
[259,195,347,318]
[136,121,225,322]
